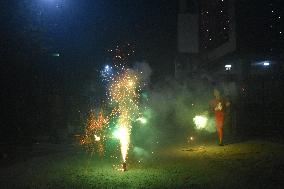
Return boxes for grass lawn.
[1,140,284,188]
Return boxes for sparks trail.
[80,110,109,156]
[79,44,145,169]
[109,69,141,163]
[106,43,135,67]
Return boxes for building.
[176,0,284,76]
[176,0,236,77]
[176,0,284,136]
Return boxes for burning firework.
[109,69,141,163]
[79,44,146,171]
[80,110,109,156]
[122,162,127,171]
[193,115,208,130]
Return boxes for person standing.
[211,89,230,146]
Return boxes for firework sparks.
[80,110,109,156]
[107,43,135,67]
[78,43,144,170]
[109,69,140,163]
[193,115,208,130]
[101,64,114,83]
[136,117,147,124]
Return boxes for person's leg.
[218,126,223,145]
[216,114,224,145]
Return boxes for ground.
[1,140,284,189]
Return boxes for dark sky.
[2,0,283,76]
[236,0,284,54]
[1,0,178,76]
[0,0,179,106]
[15,0,177,67]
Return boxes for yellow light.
[128,81,134,86]
[108,69,140,163]
[193,115,208,129]
[94,135,100,141]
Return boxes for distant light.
[263,62,270,66]
[52,53,60,57]
[225,64,232,71]
[252,60,272,67]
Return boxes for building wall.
[178,13,199,53]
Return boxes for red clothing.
[211,99,225,127]
[211,99,225,143]
[215,111,224,128]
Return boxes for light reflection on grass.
[1,140,284,188]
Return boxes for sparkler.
[193,115,208,130]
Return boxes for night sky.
[1,0,178,69]
[199,0,231,50]
[198,0,284,54]
[237,0,284,54]
[1,1,283,73]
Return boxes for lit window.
[225,64,232,71]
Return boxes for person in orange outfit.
[211,89,230,146]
